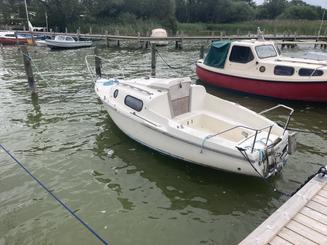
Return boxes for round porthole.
[259,66,266,73]
[113,89,119,98]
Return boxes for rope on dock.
[0,144,109,245]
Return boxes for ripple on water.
[1,44,327,244]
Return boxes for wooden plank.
[278,227,316,245]
[239,173,327,245]
[319,189,327,199]
[300,207,327,226]
[312,195,327,207]
[269,235,293,245]
[286,220,327,244]
[307,200,327,214]
[293,213,327,235]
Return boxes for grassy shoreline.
[67,20,324,36]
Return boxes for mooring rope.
[287,166,327,197]
[22,53,59,93]
[0,144,109,245]
[155,49,195,70]
[236,147,327,197]
[276,122,327,135]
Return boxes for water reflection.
[93,111,277,217]
[26,94,42,129]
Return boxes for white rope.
[84,55,126,82]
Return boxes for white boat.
[46,35,92,49]
[35,39,48,47]
[150,28,168,46]
[95,76,296,178]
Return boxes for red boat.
[0,31,28,45]
[196,40,327,102]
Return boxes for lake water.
[0,42,326,245]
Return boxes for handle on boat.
[200,124,274,154]
[259,104,294,135]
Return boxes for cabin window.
[298,68,324,76]
[229,46,254,64]
[124,95,143,112]
[113,89,119,98]
[255,45,277,59]
[274,65,295,76]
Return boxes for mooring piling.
[151,43,156,76]
[94,47,102,77]
[200,45,204,59]
[21,45,37,94]
[105,31,109,48]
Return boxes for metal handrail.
[259,104,294,135]
[200,124,274,154]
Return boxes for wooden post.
[94,47,102,78]
[151,44,156,76]
[200,45,204,59]
[115,30,120,47]
[105,31,109,48]
[21,45,37,94]
[65,27,68,33]
[89,26,92,34]
[77,27,81,41]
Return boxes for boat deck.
[240,168,327,245]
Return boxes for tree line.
[0,0,325,32]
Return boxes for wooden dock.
[240,168,327,245]
[11,30,327,43]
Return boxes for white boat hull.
[104,103,271,177]
[46,40,92,49]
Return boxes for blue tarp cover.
[204,41,231,68]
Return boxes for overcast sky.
[255,0,327,8]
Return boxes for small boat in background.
[46,35,92,49]
[0,31,28,45]
[196,39,327,102]
[35,35,51,47]
[95,76,296,178]
[150,28,168,46]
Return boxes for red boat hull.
[0,37,28,45]
[196,65,327,102]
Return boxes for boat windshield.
[255,45,277,59]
